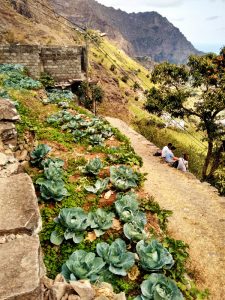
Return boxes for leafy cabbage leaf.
[136,240,174,271]
[96,238,135,276]
[61,250,106,282]
[134,273,184,300]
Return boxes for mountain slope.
[50,0,201,64]
[0,0,82,45]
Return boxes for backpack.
[153,150,162,157]
[171,160,179,168]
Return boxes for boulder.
[0,161,20,177]
[70,280,96,300]
[0,98,20,121]
[0,154,19,178]
[0,122,17,145]
[15,149,28,161]
[0,173,41,234]
[0,152,8,166]
[0,235,42,300]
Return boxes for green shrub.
[110,64,116,72]
[121,75,129,83]
[39,72,54,87]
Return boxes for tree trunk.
[202,140,213,179]
[207,143,225,179]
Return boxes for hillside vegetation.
[0,0,217,191]
[0,65,209,299]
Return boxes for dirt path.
[106,117,225,300]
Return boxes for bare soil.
[106,117,225,300]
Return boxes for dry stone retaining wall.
[0,98,43,300]
[0,45,86,82]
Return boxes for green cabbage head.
[110,166,138,191]
[96,238,135,276]
[115,192,139,222]
[123,211,147,242]
[84,157,103,176]
[61,250,106,282]
[136,240,174,271]
[88,208,115,237]
[134,273,184,300]
[50,208,89,245]
[36,179,68,201]
[85,178,109,194]
[30,144,51,165]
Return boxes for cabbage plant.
[84,158,103,176]
[136,240,174,271]
[89,134,105,146]
[88,208,115,237]
[96,238,135,276]
[50,208,89,245]
[43,164,63,181]
[110,166,139,191]
[41,157,64,169]
[61,250,106,282]
[36,179,68,201]
[115,192,139,222]
[30,144,51,165]
[123,211,147,242]
[85,178,109,194]
[134,273,184,300]
[73,129,87,142]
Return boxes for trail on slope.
[106,117,225,300]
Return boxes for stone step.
[0,173,41,235]
[0,235,42,300]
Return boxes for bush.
[110,64,116,72]
[133,82,141,91]
[77,81,104,108]
[39,73,54,87]
[121,75,129,83]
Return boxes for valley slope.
[50,0,201,64]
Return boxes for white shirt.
[161,146,169,158]
[177,158,188,172]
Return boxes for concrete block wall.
[0,44,86,82]
[0,45,41,78]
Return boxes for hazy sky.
[96,0,225,53]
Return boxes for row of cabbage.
[31,144,141,201]
[30,143,184,299]
[47,110,114,145]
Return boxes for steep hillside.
[50,0,201,64]
[89,36,152,121]
[0,0,152,121]
[0,0,82,45]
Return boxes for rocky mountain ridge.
[50,0,202,64]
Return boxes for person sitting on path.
[161,143,172,158]
[165,146,178,163]
[177,153,189,172]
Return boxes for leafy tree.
[77,81,104,109]
[145,47,225,180]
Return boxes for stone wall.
[0,98,43,300]
[0,44,86,82]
